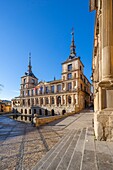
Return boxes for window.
[74,73,76,78]
[23,78,26,84]
[31,98,34,105]
[51,97,54,104]
[45,98,49,104]
[57,84,61,92]
[80,66,82,71]
[23,100,25,105]
[68,96,71,104]
[28,99,30,106]
[40,98,43,105]
[68,64,72,71]
[68,82,72,91]
[31,89,34,96]
[40,86,43,94]
[36,89,38,95]
[80,74,82,79]
[67,73,72,79]
[28,90,30,96]
[36,98,38,104]
[51,86,54,93]
[45,86,49,94]
[32,79,35,84]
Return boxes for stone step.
[32,129,74,170]
[32,128,88,170]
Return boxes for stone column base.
[94,109,113,141]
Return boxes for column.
[102,0,113,80]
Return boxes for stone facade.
[12,31,91,116]
[90,0,113,141]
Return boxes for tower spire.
[28,52,32,74]
[70,28,76,57]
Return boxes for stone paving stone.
[98,163,113,170]
[67,151,82,170]
[81,150,98,170]
[85,128,95,152]
[107,141,113,156]
[96,152,113,164]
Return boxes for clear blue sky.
[0,0,95,100]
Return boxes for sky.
[0,0,95,100]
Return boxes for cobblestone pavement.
[0,115,68,170]
[1,111,113,170]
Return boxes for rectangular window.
[68,82,72,91]
[68,64,72,71]
[57,84,61,92]
[45,86,49,94]
[51,86,54,93]
[28,90,30,96]
[23,78,26,84]
[31,89,34,96]
[68,73,72,79]
[31,79,35,84]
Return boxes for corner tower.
[20,53,38,97]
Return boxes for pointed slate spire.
[28,52,32,74]
[70,28,76,57]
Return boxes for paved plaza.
[0,110,113,170]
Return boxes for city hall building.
[12,31,91,116]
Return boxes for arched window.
[29,109,31,114]
[57,96,61,105]
[21,109,23,113]
[25,109,27,114]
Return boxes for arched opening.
[68,96,71,104]
[39,109,42,115]
[29,109,31,114]
[29,117,31,121]
[62,109,66,115]
[21,115,23,120]
[45,109,48,116]
[34,109,36,114]
[51,109,54,116]
[25,116,27,121]
[25,109,27,114]
[21,109,23,113]
[57,96,61,105]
